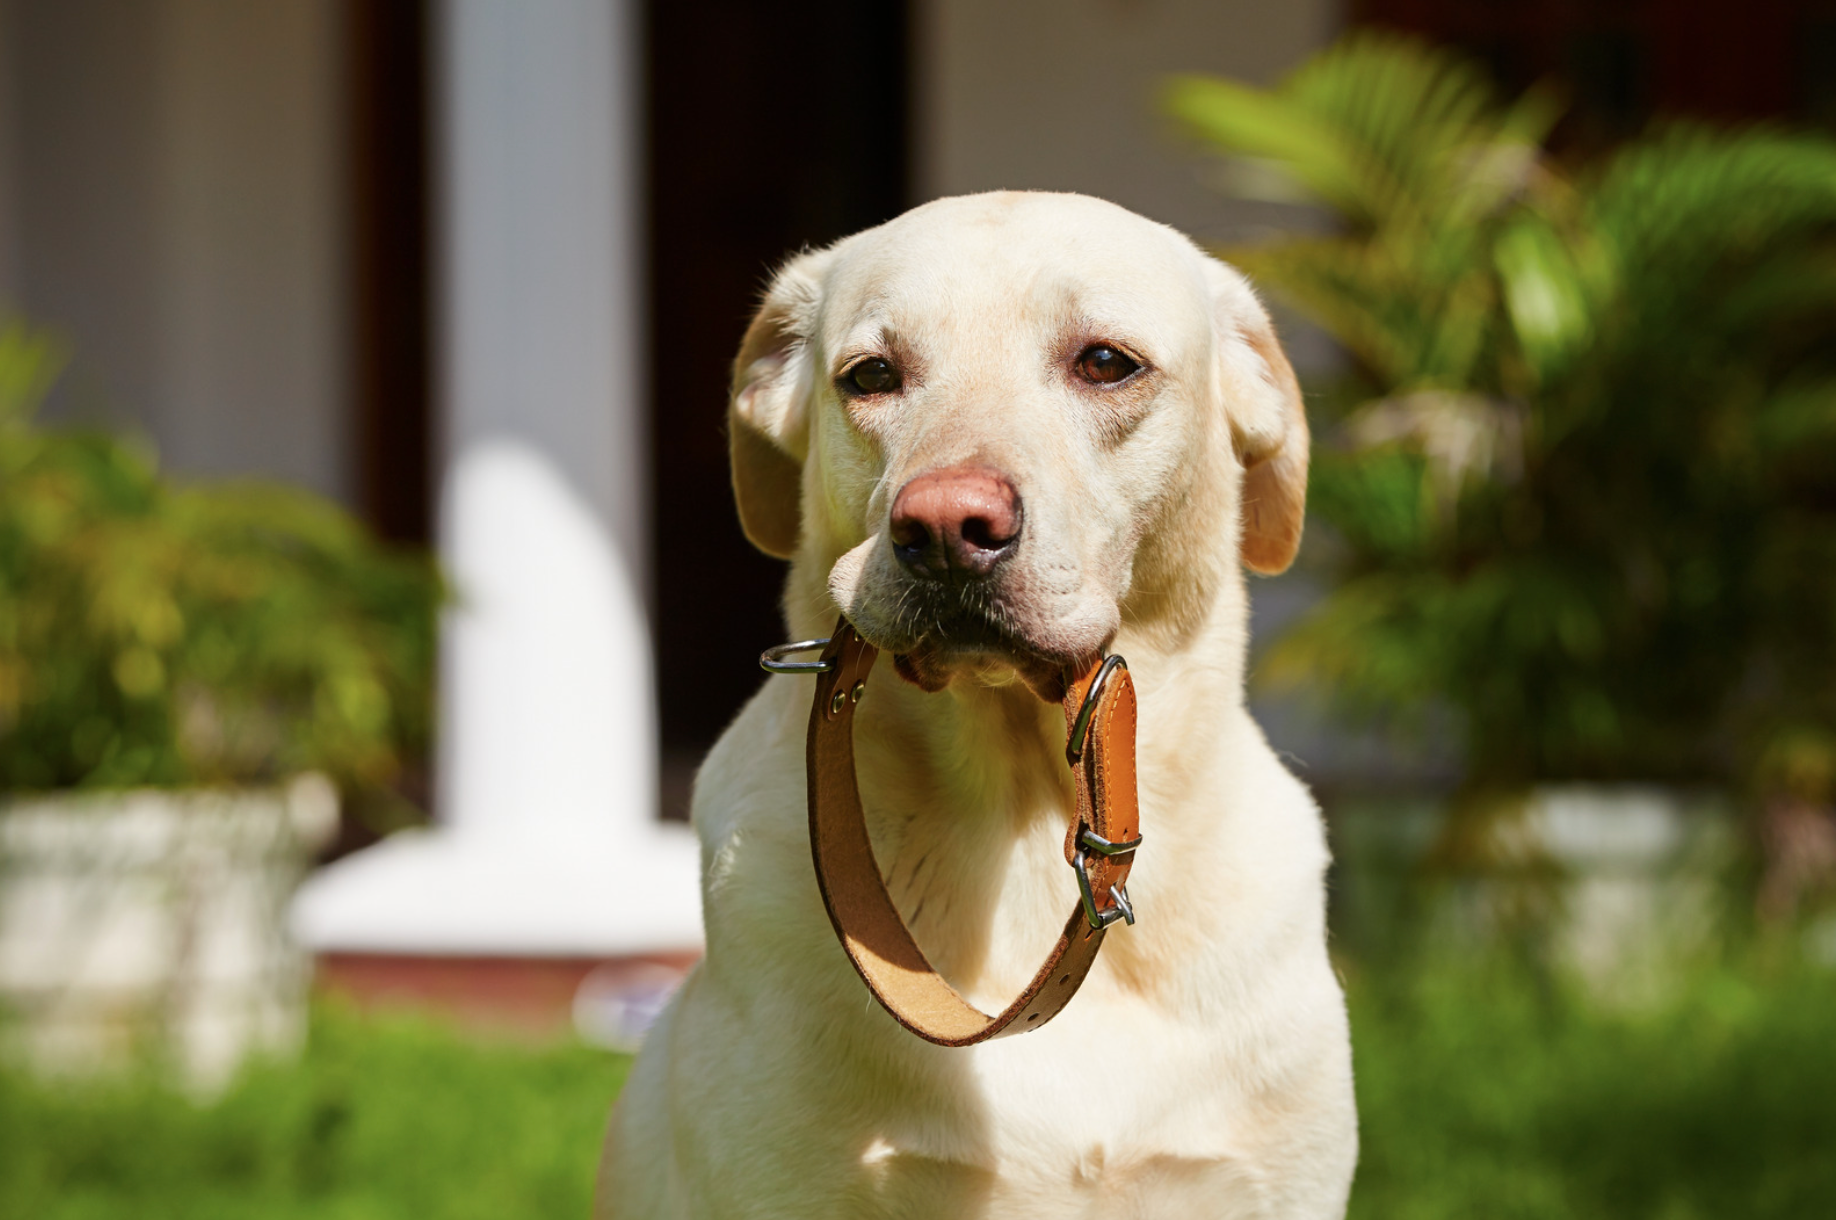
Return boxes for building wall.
[0,0,18,303]
[916,0,1341,372]
[0,0,351,504]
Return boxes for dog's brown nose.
[889,466,1022,582]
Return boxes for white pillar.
[293,0,700,958]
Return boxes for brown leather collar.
[785,616,1141,1047]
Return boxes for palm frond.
[1175,33,1836,788]
[1168,32,1562,235]
[1590,127,1836,313]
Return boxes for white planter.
[1519,785,1734,997]
[0,774,337,1091]
[1332,785,1737,1003]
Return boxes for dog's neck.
[780,565,1260,1006]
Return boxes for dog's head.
[730,192,1306,701]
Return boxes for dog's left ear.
[729,247,833,559]
[1204,257,1310,574]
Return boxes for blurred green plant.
[0,1004,629,1220]
[0,320,441,796]
[1169,34,1836,802]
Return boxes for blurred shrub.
[0,321,440,795]
[1170,34,1836,799]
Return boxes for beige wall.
[916,0,1342,369]
[0,0,350,503]
[0,0,16,301]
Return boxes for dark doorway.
[346,0,432,547]
[645,0,912,811]
[340,0,434,853]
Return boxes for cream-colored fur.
[597,192,1356,1219]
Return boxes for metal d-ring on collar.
[1066,653,1128,763]
[760,638,837,674]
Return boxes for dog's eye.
[843,358,901,396]
[1075,345,1140,385]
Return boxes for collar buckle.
[1073,827,1141,929]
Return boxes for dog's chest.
[842,1086,1272,1220]
[829,998,1269,1192]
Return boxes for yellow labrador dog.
[597,192,1356,1219]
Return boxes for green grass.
[0,1006,629,1220]
[1347,958,1836,1219]
[2,963,1832,1218]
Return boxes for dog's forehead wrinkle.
[830,198,1202,306]
[832,318,892,358]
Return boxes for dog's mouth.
[870,593,1098,704]
[893,633,1075,703]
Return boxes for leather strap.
[806,617,1140,1047]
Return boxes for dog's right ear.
[729,249,832,559]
